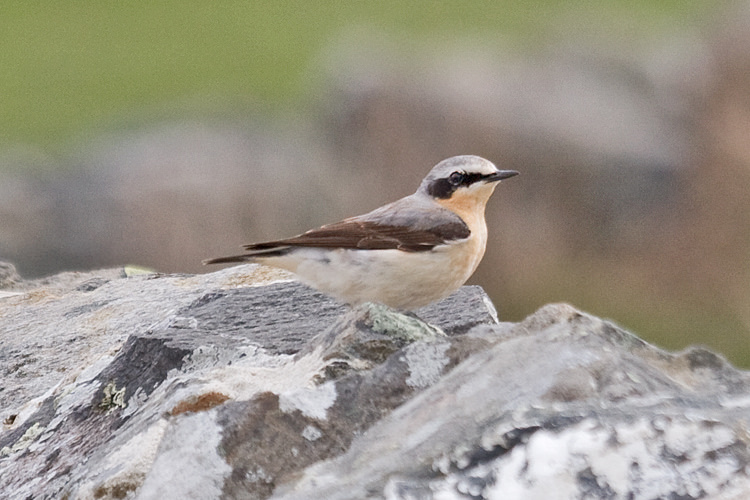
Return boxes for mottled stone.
[0,264,498,499]
[1,265,749,500]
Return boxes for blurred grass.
[0,0,711,150]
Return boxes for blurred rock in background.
[0,121,341,277]
[1,2,749,365]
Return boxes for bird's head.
[419,156,518,209]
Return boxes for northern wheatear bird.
[204,155,518,309]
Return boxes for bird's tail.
[202,246,291,265]
[202,254,252,265]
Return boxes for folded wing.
[246,218,470,253]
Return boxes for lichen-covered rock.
[1,263,749,499]
[276,305,750,499]
[0,263,497,499]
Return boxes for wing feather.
[244,218,469,253]
[203,196,471,265]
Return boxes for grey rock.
[277,305,750,499]
[0,263,496,499]
[1,264,749,499]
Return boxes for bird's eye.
[448,171,465,186]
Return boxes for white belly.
[258,232,486,310]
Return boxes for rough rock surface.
[1,263,749,499]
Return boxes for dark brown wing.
[203,197,471,265]
[245,218,470,253]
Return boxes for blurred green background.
[1,1,711,148]
[5,0,750,369]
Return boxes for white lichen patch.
[126,344,333,439]
[74,419,169,500]
[433,416,750,499]
[404,341,450,388]
[181,346,329,403]
[245,465,273,484]
[106,419,169,467]
[137,411,231,500]
[279,381,337,420]
[302,425,323,442]
[179,343,275,374]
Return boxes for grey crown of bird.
[205,155,518,310]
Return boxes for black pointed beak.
[484,170,519,183]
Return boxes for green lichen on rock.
[99,381,126,412]
[363,303,445,342]
[0,422,45,457]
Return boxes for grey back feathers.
[242,195,469,255]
